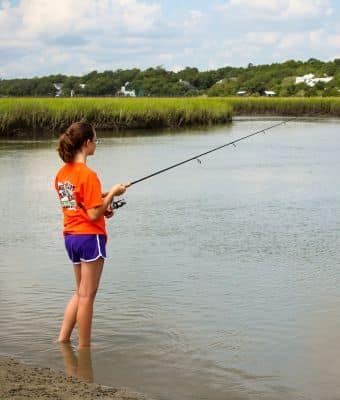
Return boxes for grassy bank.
[225,97,340,116]
[0,98,232,136]
[1,97,340,137]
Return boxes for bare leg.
[58,264,82,343]
[77,258,104,348]
[59,342,78,377]
[77,347,94,382]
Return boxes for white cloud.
[184,10,203,29]
[0,0,165,77]
[158,53,174,61]
[327,34,340,48]
[170,65,185,73]
[275,29,340,51]
[184,47,195,56]
[218,28,340,65]
[283,0,333,17]
[21,1,81,36]
[277,32,306,49]
[221,0,333,19]
[229,0,280,13]
[245,32,281,45]
[0,0,161,41]
[0,0,339,78]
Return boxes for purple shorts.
[64,234,107,264]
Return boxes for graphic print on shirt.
[57,181,77,210]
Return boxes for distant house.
[216,79,224,85]
[295,73,333,87]
[117,82,136,97]
[178,79,196,90]
[79,84,86,89]
[264,90,276,97]
[295,73,314,85]
[53,83,63,97]
[237,90,247,96]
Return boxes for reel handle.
[111,198,126,209]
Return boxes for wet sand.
[0,357,150,400]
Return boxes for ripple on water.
[1,120,340,400]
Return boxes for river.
[0,117,339,400]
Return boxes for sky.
[1,0,340,78]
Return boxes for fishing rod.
[111,117,297,209]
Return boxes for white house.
[53,83,63,97]
[179,79,196,90]
[264,90,276,96]
[295,73,333,87]
[311,76,333,86]
[118,82,136,97]
[237,90,247,96]
[295,73,314,84]
[79,84,86,89]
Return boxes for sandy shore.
[0,357,150,400]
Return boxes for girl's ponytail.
[57,122,95,163]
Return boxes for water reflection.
[1,118,340,400]
[59,343,94,382]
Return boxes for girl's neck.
[73,151,87,164]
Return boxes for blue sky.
[1,0,340,78]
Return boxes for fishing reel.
[111,198,127,210]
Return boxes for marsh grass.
[0,98,232,136]
[1,97,339,137]
[225,97,340,116]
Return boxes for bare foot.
[54,338,71,344]
[77,342,107,351]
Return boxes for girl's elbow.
[87,210,100,221]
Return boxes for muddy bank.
[0,357,150,400]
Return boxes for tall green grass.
[0,98,232,136]
[1,97,339,137]
[224,97,340,116]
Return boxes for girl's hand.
[104,207,114,219]
[111,183,131,196]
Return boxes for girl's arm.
[87,183,129,221]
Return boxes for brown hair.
[57,122,95,162]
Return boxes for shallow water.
[0,117,340,400]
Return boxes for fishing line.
[111,117,297,209]
[130,117,297,186]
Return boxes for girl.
[55,122,129,348]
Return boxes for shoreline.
[0,97,233,137]
[2,96,340,137]
[0,356,150,400]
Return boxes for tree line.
[1,58,340,97]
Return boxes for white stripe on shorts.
[80,234,106,263]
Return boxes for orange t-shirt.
[55,162,106,236]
